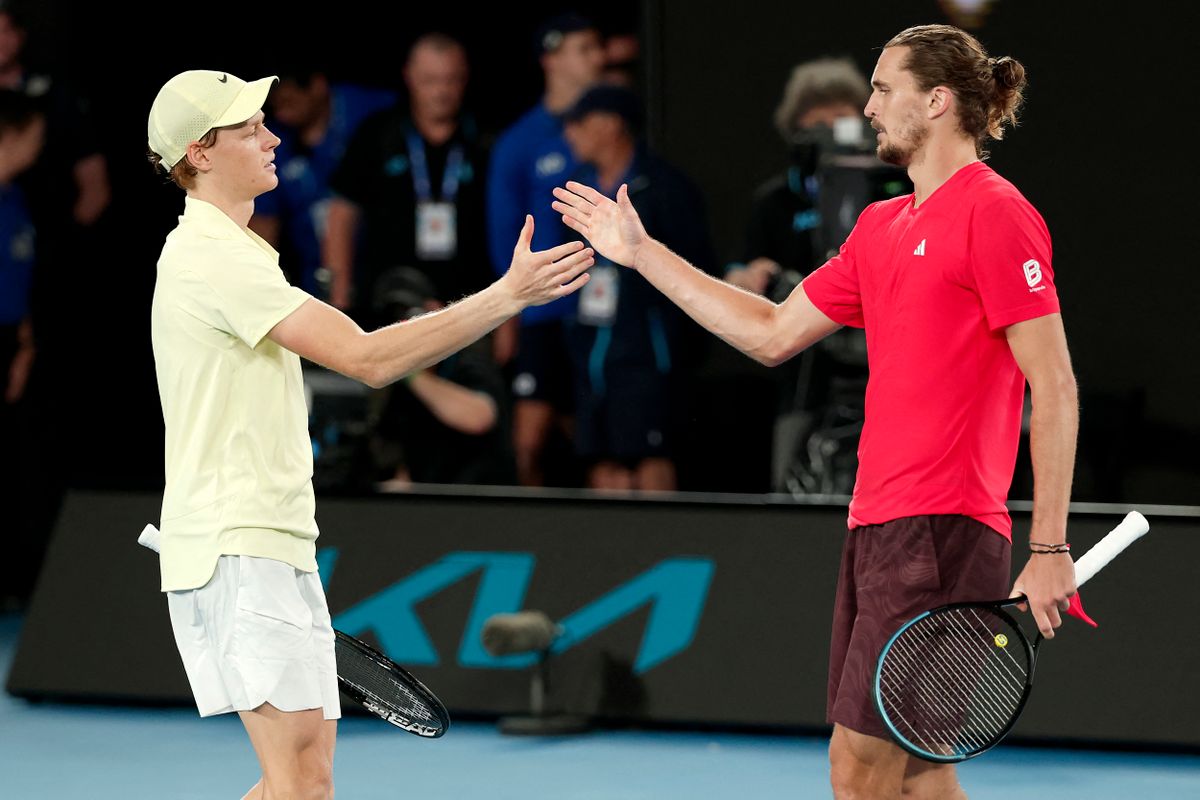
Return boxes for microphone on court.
[481,611,562,656]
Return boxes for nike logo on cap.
[218,74,228,83]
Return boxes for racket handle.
[1073,511,1148,588]
[138,524,163,554]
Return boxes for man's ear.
[928,86,953,120]
[184,140,214,173]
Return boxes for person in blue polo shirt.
[249,67,395,295]
[0,88,42,609]
[487,13,604,486]
[560,84,714,491]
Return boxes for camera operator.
[728,58,870,293]
[370,267,516,489]
[726,59,909,493]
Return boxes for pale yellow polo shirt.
[151,196,317,591]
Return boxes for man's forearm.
[633,239,783,364]
[324,200,359,309]
[359,283,520,388]
[1027,377,1079,544]
[408,372,498,435]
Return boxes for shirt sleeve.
[485,131,528,277]
[968,195,1059,331]
[800,209,867,328]
[179,245,311,349]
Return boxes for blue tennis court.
[4,614,1197,799]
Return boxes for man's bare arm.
[1006,312,1080,639]
[407,371,498,435]
[72,153,111,226]
[634,238,840,365]
[553,181,840,366]
[323,197,360,310]
[270,217,592,388]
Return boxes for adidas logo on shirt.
[913,239,926,256]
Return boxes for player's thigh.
[239,703,335,773]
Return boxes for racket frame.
[872,510,1148,762]
[334,630,451,738]
[873,598,1037,763]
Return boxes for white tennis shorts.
[167,555,341,720]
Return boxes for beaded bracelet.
[1029,541,1071,554]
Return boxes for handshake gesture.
[552,181,650,270]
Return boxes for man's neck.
[595,138,636,193]
[412,111,457,147]
[189,187,254,229]
[908,136,979,207]
[544,76,583,115]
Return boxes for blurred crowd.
[261,15,723,495]
[0,6,908,570]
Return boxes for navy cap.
[563,84,644,132]
[535,12,596,55]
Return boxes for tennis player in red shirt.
[553,24,1078,799]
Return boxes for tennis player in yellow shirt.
[146,70,593,799]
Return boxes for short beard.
[877,116,929,167]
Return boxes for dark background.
[13,0,1198,503]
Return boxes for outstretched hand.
[500,215,594,309]
[552,181,649,268]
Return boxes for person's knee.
[901,761,965,800]
[300,746,334,799]
[828,735,865,799]
[828,744,850,797]
[634,457,676,490]
[589,462,633,490]
[264,748,333,800]
[829,725,905,800]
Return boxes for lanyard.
[406,129,463,203]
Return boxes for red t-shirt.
[802,161,1059,539]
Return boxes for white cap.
[147,70,278,169]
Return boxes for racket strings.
[882,631,998,754]
[882,636,994,753]
[335,636,442,727]
[884,610,1026,751]
[878,607,1031,757]
[894,615,1021,748]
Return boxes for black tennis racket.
[334,629,450,738]
[873,511,1149,763]
[137,524,449,738]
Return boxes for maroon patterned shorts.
[826,515,1011,739]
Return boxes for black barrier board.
[8,491,1198,747]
